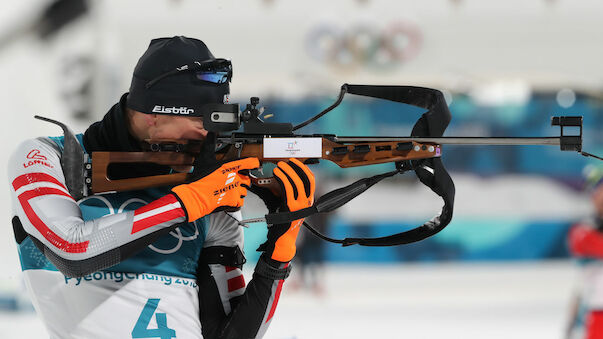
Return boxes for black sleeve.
[197,253,291,339]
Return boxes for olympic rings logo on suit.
[78,196,199,255]
[305,21,423,69]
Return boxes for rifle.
[36,84,602,247]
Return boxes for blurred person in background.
[7,36,315,338]
[567,166,603,339]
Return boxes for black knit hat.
[126,36,230,115]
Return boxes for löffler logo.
[27,150,47,161]
[23,149,53,169]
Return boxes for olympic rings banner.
[305,21,423,70]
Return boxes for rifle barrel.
[334,136,562,146]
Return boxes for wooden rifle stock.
[89,137,441,195]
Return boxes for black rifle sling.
[264,169,401,225]
[262,85,456,247]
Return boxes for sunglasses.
[145,58,233,89]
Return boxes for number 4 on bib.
[132,298,176,339]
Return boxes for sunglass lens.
[196,71,229,84]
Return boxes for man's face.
[149,115,208,140]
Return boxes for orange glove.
[261,158,315,263]
[172,157,260,222]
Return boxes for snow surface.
[0,261,579,339]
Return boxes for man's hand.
[171,157,260,222]
[259,158,315,263]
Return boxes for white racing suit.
[8,135,288,339]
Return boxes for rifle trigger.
[234,141,243,158]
